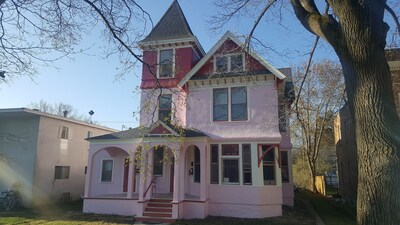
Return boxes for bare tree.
[0,0,152,83]
[28,100,98,124]
[212,1,400,224]
[291,60,344,191]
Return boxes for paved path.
[303,200,325,225]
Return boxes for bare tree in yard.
[212,0,400,224]
[0,0,152,83]
[291,60,344,192]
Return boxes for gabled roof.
[140,0,194,43]
[178,31,286,87]
[88,120,207,140]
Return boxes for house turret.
[138,0,205,89]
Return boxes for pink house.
[83,0,294,222]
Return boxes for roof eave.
[178,31,286,87]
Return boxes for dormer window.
[159,49,174,78]
[215,54,243,73]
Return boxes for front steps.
[136,199,176,223]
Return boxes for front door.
[123,158,129,192]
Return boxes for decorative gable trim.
[148,120,179,136]
[178,31,286,87]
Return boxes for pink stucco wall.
[83,199,141,216]
[208,185,282,218]
[186,83,281,140]
[140,88,187,127]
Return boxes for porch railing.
[143,177,157,198]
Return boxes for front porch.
[82,133,209,220]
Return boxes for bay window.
[210,144,219,184]
[261,145,276,185]
[221,144,240,184]
[242,144,252,185]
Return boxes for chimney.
[63,110,68,117]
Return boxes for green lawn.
[0,193,356,225]
[297,191,356,225]
[0,201,134,225]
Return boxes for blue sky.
[0,0,340,130]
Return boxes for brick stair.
[136,199,175,223]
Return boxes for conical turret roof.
[140,0,194,42]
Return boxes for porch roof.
[87,124,207,140]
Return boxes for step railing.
[143,177,157,198]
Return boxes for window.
[231,55,243,71]
[216,56,228,73]
[101,159,113,182]
[159,49,173,78]
[194,147,200,183]
[281,151,289,183]
[242,144,252,185]
[87,131,93,138]
[221,144,240,184]
[213,87,247,122]
[215,54,243,73]
[153,148,164,176]
[213,88,228,121]
[262,145,276,185]
[60,126,69,139]
[222,144,239,156]
[210,145,219,184]
[159,94,172,123]
[54,166,70,179]
[231,87,247,121]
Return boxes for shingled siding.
[140,47,196,89]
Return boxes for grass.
[0,192,356,225]
[297,191,356,225]
[0,200,134,225]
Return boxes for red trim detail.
[257,144,279,167]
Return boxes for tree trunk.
[338,50,400,225]
[290,0,400,223]
[330,2,400,224]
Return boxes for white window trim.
[213,53,245,74]
[211,86,250,123]
[157,48,176,79]
[100,158,114,183]
[220,144,243,185]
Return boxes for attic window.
[215,54,243,73]
[159,49,174,78]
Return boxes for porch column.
[172,151,180,202]
[139,149,153,202]
[127,153,135,198]
[200,144,207,201]
[84,150,93,198]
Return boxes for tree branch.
[290,0,341,47]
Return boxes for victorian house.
[83,0,294,222]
